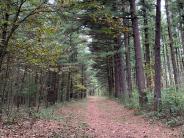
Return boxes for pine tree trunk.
[130,0,147,107]
[177,0,184,55]
[142,0,152,89]
[162,41,169,87]
[165,36,173,86]
[179,22,184,69]
[66,71,71,101]
[122,3,132,97]
[125,33,132,97]
[181,26,184,54]
[165,0,179,89]
[107,56,114,96]
[0,13,9,72]
[114,34,126,98]
[154,0,162,111]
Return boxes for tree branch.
[6,1,46,42]
[18,2,46,24]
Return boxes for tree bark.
[162,37,169,87]
[130,0,147,107]
[180,25,184,54]
[106,56,114,97]
[122,2,132,97]
[154,0,162,111]
[66,71,71,101]
[179,22,184,70]
[114,34,126,98]
[165,0,179,89]
[142,0,152,89]
[125,32,132,97]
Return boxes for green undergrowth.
[119,87,184,127]
[2,103,64,125]
[35,104,64,121]
[36,99,87,121]
[2,99,87,125]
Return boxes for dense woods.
[0,0,184,136]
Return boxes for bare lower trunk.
[162,41,169,87]
[154,0,162,111]
[130,0,147,107]
[66,71,71,101]
[179,23,184,69]
[181,28,184,54]
[114,34,126,98]
[142,0,152,89]
[165,0,179,89]
[125,33,132,97]
[107,56,114,97]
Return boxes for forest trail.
[0,96,181,138]
[85,96,180,138]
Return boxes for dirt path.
[86,96,181,138]
[0,96,181,138]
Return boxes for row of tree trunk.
[0,59,87,119]
[103,0,184,110]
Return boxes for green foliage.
[161,88,184,116]
[123,90,140,109]
[73,84,87,93]
[122,88,184,127]
[146,88,184,127]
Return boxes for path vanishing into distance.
[85,97,180,138]
[0,96,181,138]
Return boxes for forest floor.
[0,96,182,138]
